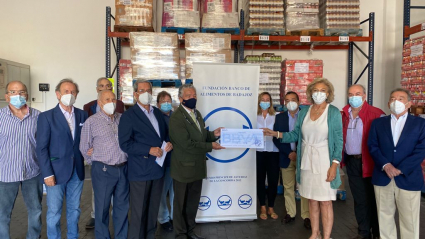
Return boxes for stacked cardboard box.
[162,0,200,28]
[115,0,153,26]
[248,0,285,31]
[201,0,239,29]
[245,54,282,106]
[185,33,232,79]
[130,32,180,80]
[285,0,320,31]
[401,37,425,108]
[118,59,134,105]
[319,0,360,35]
[282,59,323,105]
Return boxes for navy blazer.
[36,104,88,185]
[368,114,425,191]
[273,111,295,168]
[118,104,168,181]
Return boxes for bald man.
[0,81,42,239]
[80,90,129,239]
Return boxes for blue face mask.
[348,96,364,108]
[259,101,270,110]
[10,95,26,109]
[160,102,172,113]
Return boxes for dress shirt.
[391,112,408,146]
[138,103,160,137]
[345,107,363,155]
[0,106,40,182]
[59,104,75,140]
[288,110,299,151]
[80,110,127,165]
[257,113,279,152]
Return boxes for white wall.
[0,0,412,112]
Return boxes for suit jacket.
[118,104,168,181]
[83,99,125,117]
[169,105,217,183]
[273,111,295,168]
[36,104,88,185]
[368,114,425,191]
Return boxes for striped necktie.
[189,111,201,131]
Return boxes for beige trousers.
[374,179,421,239]
[281,160,310,219]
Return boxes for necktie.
[190,111,201,131]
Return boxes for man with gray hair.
[368,88,425,239]
[80,90,129,239]
[83,77,125,229]
[37,78,88,238]
[341,84,384,239]
[119,80,173,239]
[169,84,224,239]
[0,81,43,239]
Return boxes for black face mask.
[182,98,197,109]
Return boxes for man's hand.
[149,147,163,157]
[383,163,402,179]
[44,176,56,187]
[289,152,297,161]
[165,142,173,152]
[214,127,224,137]
[212,142,225,150]
[87,148,93,157]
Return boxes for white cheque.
[220,129,264,148]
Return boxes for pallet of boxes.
[285,0,322,36]
[319,0,362,36]
[184,33,233,80]
[201,0,240,34]
[246,0,285,36]
[115,0,154,31]
[162,0,200,33]
[129,32,181,107]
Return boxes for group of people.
[0,76,423,239]
[259,78,425,239]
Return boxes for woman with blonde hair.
[264,78,343,239]
[256,92,280,220]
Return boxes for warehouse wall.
[0,0,410,112]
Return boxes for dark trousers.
[173,179,203,239]
[256,151,280,207]
[129,178,164,239]
[92,161,129,239]
[346,154,380,238]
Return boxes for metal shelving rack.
[106,6,375,103]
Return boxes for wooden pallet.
[113,25,154,41]
[286,29,324,36]
[324,28,363,37]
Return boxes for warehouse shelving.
[105,7,375,104]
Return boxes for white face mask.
[138,92,152,105]
[390,100,407,115]
[312,92,327,104]
[60,94,76,106]
[103,102,116,115]
[286,101,298,111]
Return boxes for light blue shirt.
[288,110,299,151]
[345,107,363,155]
[137,103,160,137]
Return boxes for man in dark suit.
[36,78,88,239]
[118,80,173,239]
[83,77,125,229]
[368,88,425,239]
[273,91,310,228]
[169,84,224,239]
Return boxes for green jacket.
[281,104,343,189]
[169,105,217,183]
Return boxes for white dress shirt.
[59,104,75,140]
[391,112,408,146]
[257,113,279,152]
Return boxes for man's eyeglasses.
[136,89,152,94]
[8,90,27,96]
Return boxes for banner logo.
[198,196,211,211]
[238,194,253,209]
[217,195,232,210]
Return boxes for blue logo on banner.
[204,107,252,163]
[198,196,211,211]
[238,194,253,209]
[217,195,232,210]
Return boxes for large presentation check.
[220,129,264,148]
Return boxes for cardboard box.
[115,5,153,26]
[185,33,231,51]
[185,49,232,78]
[130,32,179,48]
[201,12,239,28]
[115,0,153,6]
[202,0,237,13]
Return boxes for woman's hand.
[326,163,338,182]
[262,128,279,138]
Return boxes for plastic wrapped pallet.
[244,54,282,106]
[285,0,320,31]
[282,59,323,105]
[185,49,232,79]
[319,0,361,36]
[130,32,180,80]
[118,59,135,105]
[202,0,237,13]
[248,0,285,34]
[202,12,239,28]
[115,0,153,26]
[162,0,200,28]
